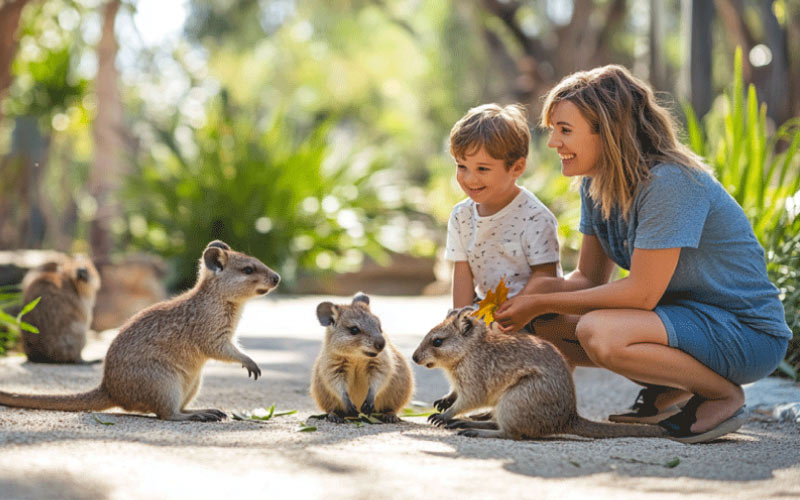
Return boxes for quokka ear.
[206,240,231,251]
[352,293,370,308]
[459,312,478,336]
[202,246,228,273]
[316,301,339,326]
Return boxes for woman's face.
[547,100,602,177]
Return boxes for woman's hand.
[495,295,544,333]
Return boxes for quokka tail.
[570,415,667,438]
[0,387,114,412]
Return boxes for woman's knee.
[575,312,625,366]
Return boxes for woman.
[494,65,791,443]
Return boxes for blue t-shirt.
[579,163,791,339]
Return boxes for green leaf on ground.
[92,414,114,426]
[568,460,581,468]
[401,406,435,417]
[296,423,317,432]
[611,455,680,468]
[231,405,297,422]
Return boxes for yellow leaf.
[472,277,509,326]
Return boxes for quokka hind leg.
[493,376,569,439]
[149,376,224,422]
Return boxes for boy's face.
[546,100,601,177]
[455,146,525,216]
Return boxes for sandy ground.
[1,294,799,500]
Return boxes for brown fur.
[20,255,101,364]
[412,308,666,440]
[311,294,413,423]
[0,240,279,421]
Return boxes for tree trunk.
[89,0,124,260]
[759,0,791,125]
[689,0,715,118]
[0,0,32,125]
[649,0,666,91]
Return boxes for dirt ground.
[1,294,799,500]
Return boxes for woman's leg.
[531,315,691,411]
[574,309,744,434]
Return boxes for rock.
[92,255,168,331]
[773,402,800,424]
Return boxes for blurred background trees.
[0,0,797,288]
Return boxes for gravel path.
[1,294,799,500]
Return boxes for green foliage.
[121,94,396,290]
[683,47,800,372]
[683,47,800,248]
[0,286,40,356]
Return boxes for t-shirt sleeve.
[523,213,560,266]
[444,208,468,261]
[634,166,711,249]
[579,178,596,235]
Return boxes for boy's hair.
[540,65,708,220]
[449,103,531,168]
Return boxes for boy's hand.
[495,295,540,333]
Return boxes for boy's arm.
[519,236,616,295]
[519,262,561,295]
[452,261,476,309]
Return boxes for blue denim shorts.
[655,299,788,385]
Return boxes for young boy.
[445,103,562,317]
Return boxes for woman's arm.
[452,261,476,309]
[495,245,680,332]
[521,235,616,295]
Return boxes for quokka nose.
[412,352,420,364]
[269,272,280,287]
[374,339,386,351]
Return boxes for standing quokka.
[0,240,279,422]
[413,308,666,440]
[312,294,413,423]
[20,256,101,364]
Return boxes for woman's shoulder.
[650,163,714,183]
[644,163,718,195]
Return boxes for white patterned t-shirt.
[445,187,562,300]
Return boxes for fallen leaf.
[92,413,114,426]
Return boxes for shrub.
[684,47,800,377]
[0,286,40,356]
[121,95,399,291]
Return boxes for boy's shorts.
[655,299,788,385]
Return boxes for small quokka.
[312,294,413,423]
[20,256,101,364]
[0,240,279,422]
[412,308,666,440]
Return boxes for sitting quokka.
[312,294,413,423]
[413,308,665,440]
[0,240,279,422]
[20,256,101,364]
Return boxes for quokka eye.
[432,338,443,347]
[349,326,360,335]
[243,266,254,275]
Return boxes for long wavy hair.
[540,65,709,220]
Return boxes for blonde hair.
[541,65,709,219]
[449,103,531,168]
